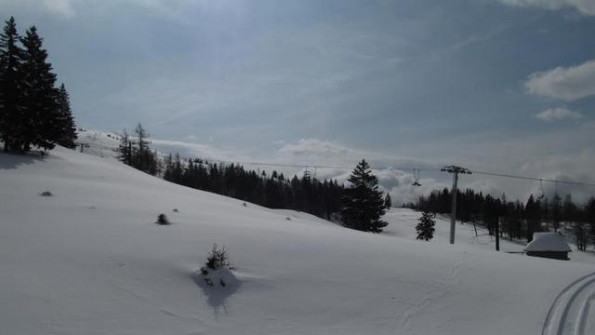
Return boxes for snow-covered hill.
[1,147,594,335]
[75,128,122,159]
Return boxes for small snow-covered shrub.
[156,213,170,225]
[199,244,237,288]
[205,244,232,270]
[40,191,53,197]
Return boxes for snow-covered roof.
[525,232,571,252]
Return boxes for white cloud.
[8,0,198,19]
[42,0,77,17]
[520,148,595,202]
[149,138,251,163]
[277,139,354,163]
[535,107,583,121]
[525,59,595,101]
[499,0,595,16]
[138,133,595,204]
[2,0,78,17]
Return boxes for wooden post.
[495,217,500,251]
[473,217,478,237]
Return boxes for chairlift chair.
[412,169,422,186]
[538,179,545,200]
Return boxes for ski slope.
[1,147,594,335]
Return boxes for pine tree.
[573,222,588,252]
[20,26,59,151]
[340,159,388,232]
[586,198,595,248]
[416,211,436,241]
[55,83,77,148]
[133,122,149,171]
[562,194,576,223]
[118,129,132,165]
[384,193,392,209]
[525,195,540,242]
[551,193,561,232]
[0,17,25,152]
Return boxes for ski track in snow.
[542,272,595,335]
[401,251,468,332]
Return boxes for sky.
[2,0,595,204]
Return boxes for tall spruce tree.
[552,193,561,232]
[0,17,25,152]
[132,123,157,174]
[340,159,388,232]
[118,129,132,165]
[525,195,541,242]
[586,198,595,248]
[20,26,59,151]
[416,211,436,241]
[55,83,77,148]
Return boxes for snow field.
[1,147,594,334]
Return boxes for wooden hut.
[524,232,571,261]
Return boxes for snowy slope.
[75,128,121,159]
[384,208,595,266]
[1,147,594,335]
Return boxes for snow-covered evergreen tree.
[340,159,388,232]
[0,17,25,152]
[118,129,132,165]
[416,211,435,241]
[21,26,59,151]
[1,19,76,153]
[55,83,77,148]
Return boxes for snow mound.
[197,267,239,289]
[193,267,241,310]
[525,233,571,252]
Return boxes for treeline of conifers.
[409,188,595,250]
[0,17,77,153]
[117,124,345,220]
[161,154,345,220]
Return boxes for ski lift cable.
[202,159,441,172]
[471,170,595,187]
[159,155,595,188]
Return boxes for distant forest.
[117,124,344,220]
[410,188,595,250]
[162,154,345,220]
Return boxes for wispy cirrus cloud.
[42,0,77,17]
[498,0,595,16]
[525,59,595,101]
[535,107,583,121]
[2,0,79,17]
[7,0,198,19]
